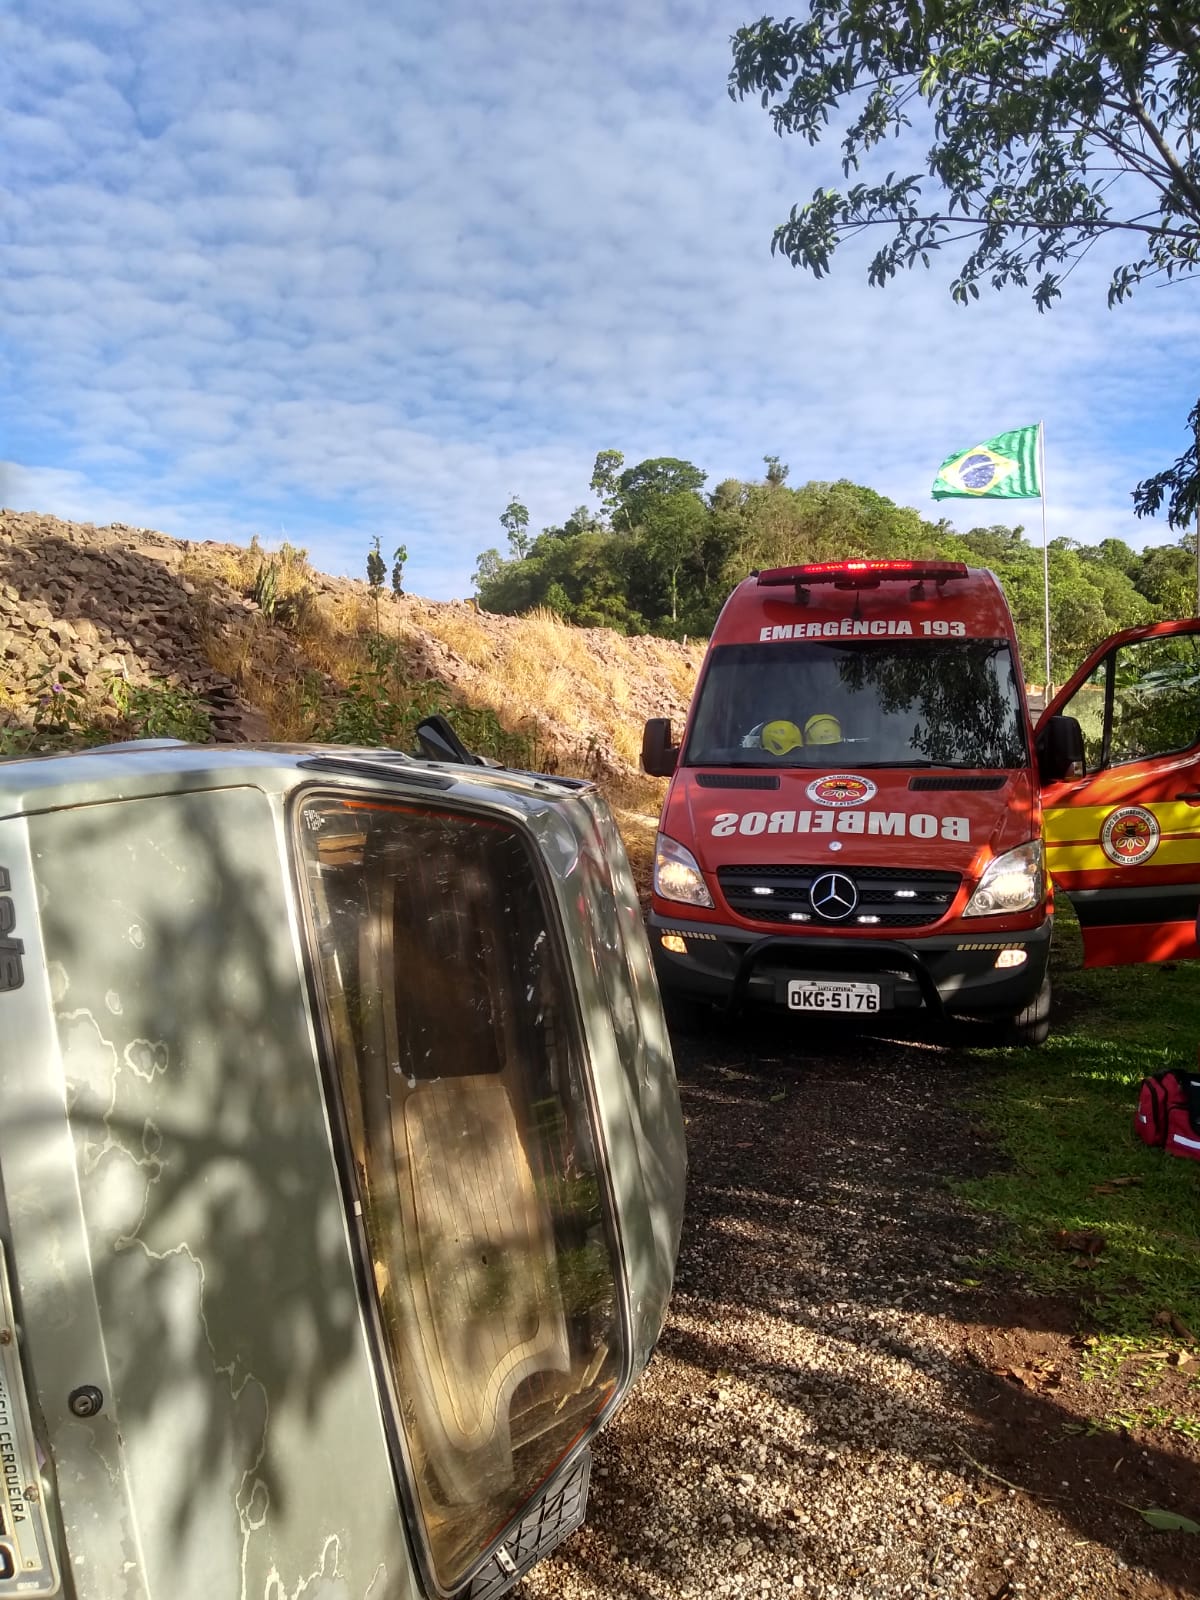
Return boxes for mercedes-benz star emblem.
[810,871,858,921]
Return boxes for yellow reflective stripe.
[1142,800,1200,834]
[1043,805,1114,845]
[1140,837,1200,865]
[1044,842,1109,873]
[1046,837,1200,872]
[1044,799,1200,875]
[1043,800,1200,845]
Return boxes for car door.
[1040,620,1200,966]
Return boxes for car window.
[1057,659,1106,772]
[1060,632,1200,771]
[294,792,622,1592]
[1109,633,1200,766]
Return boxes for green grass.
[1,671,213,755]
[960,906,1200,1347]
[1103,1405,1200,1440]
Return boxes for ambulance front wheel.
[1001,975,1052,1048]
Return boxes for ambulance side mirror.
[642,718,679,777]
[1037,714,1085,784]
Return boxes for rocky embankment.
[0,511,272,740]
[0,509,702,777]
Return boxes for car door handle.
[1176,791,1200,802]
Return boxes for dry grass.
[644,635,702,705]
[190,549,397,741]
[518,609,616,692]
[293,594,376,679]
[181,537,700,788]
[407,602,696,783]
[189,535,314,602]
[604,777,669,901]
[609,720,641,770]
[199,615,314,741]
[418,608,496,670]
[162,534,699,855]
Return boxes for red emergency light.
[757,560,968,588]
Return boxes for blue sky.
[2,0,1196,600]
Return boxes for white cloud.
[1,0,1196,601]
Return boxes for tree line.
[473,451,1197,685]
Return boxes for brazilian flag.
[931,425,1041,500]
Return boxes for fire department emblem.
[1100,805,1160,866]
[805,773,878,808]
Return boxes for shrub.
[110,678,213,743]
[310,636,544,769]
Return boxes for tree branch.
[1123,86,1200,221]
[1149,6,1200,72]
[815,213,1194,241]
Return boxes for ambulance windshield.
[685,638,1027,769]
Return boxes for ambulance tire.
[1001,976,1052,1048]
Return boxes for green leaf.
[1137,1508,1200,1534]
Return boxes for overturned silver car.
[0,737,686,1599]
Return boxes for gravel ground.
[521,1018,1200,1600]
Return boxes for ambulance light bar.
[757,560,968,589]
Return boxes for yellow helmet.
[761,719,804,755]
[804,713,842,745]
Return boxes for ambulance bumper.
[647,912,1052,1020]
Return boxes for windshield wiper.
[691,756,1016,771]
[853,760,1001,770]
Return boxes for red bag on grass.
[1135,1069,1200,1162]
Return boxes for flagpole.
[1039,419,1051,699]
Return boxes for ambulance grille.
[717,864,962,928]
[908,774,1007,791]
[694,772,781,789]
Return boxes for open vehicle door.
[1039,619,1200,966]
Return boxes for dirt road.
[522,1018,1199,1600]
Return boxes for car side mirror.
[1037,713,1085,784]
[642,718,679,778]
[415,714,483,766]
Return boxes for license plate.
[0,1244,60,1595]
[787,980,881,1014]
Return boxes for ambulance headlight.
[653,834,713,908]
[963,841,1044,917]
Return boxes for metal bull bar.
[726,934,947,1018]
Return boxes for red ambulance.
[642,559,1200,1044]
